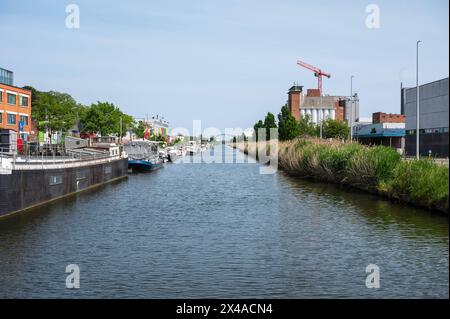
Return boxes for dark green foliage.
[81,101,133,137]
[253,120,264,141]
[386,160,449,211]
[263,112,277,140]
[322,118,350,140]
[133,121,147,139]
[278,105,300,141]
[31,90,81,132]
[298,114,318,137]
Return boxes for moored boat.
[186,141,199,155]
[0,134,128,218]
[127,158,163,172]
[124,140,164,173]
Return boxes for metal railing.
[1,141,118,171]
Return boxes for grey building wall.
[402,77,449,157]
[403,77,449,131]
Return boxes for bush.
[386,160,449,211]
[346,146,402,189]
[240,138,449,213]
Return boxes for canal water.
[0,145,448,298]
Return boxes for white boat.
[186,141,199,155]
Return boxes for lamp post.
[416,40,422,160]
[350,75,355,141]
[319,93,323,139]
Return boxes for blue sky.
[0,0,448,130]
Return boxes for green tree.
[253,120,264,141]
[322,118,350,140]
[298,114,318,137]
[133,120,147,139]
[80,101,133,137]
[263,112,277,140]
[278,105,300,141]
[31,91,79,133]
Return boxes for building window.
[0,113,2,124]
[0,91,3,103]
[49,175,63,186]
[0,68,13,86]
[7,113,16,125]
[19,95,28,107]
[19,115,28,126]
[7,93,16,105]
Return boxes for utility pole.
[416,40,422,160]
[319,93,323,139]
[350,75,355,141]
[119,116,123,145]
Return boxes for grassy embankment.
[235,138,449,214]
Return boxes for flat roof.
[402,77,449,91]
[0,67,13,73]
[0,83,32,94]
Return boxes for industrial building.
[401,77,449,157]
[354,112,406,153]
[287,85,359,125]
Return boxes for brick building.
[372,112,405,124]
[0,68,32,140]
[354,112,405,153]
[287,85,357,125]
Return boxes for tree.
[31,91,79,133]
[80,101,133,137]
[253,120,263,141]
[263,112,277,140]
[133,121,147,139]
[277,105,300,141]
[298,114,318,137]
[322,118,350,140]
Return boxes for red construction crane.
[296,60,331,95]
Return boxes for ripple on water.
[0,146,448,298]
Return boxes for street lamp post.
[350,75,355,141]
[319,93,323,139]
[416,40,422,160]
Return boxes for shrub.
[237,138,449,213]
[386,160,449,211]
[346,146,402,189]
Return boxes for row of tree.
[254,104,350,141]
[24,86,139,138]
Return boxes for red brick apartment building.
[0,68,32,140]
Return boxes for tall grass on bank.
[384,160,449,212]
[235,138,448,213]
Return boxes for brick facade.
[334,101,345,121]
[372,112,405,124]
[288,86,302,120]
[0,83,32,138]
[306,89,321,97]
